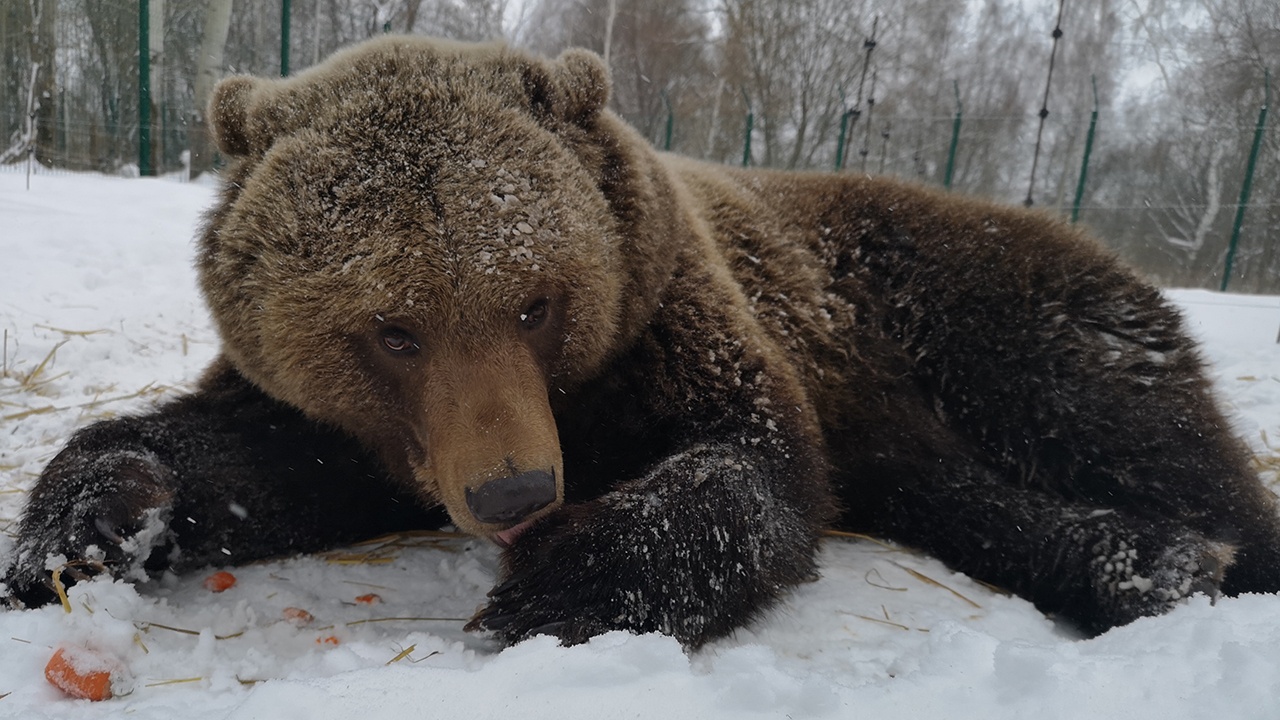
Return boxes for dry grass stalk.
[325,555,395,565]
[50,559,106,614]
[2,405,56,422]
[849,613,910,631]
[326,530,469,564]
[973,578,1013,596]
[353,529,469,545]
[864,567,908,592]
[385,644,417,665]
[341,580,395,590]
[2,383,169,423]
[137,621,245,641]
[19,339,68,390]
[23,370,70,391]
[33,324,109,337]
[342,615,469,627]
[892,562,982,609]
[822,529,907,553]
[144,677,204,688]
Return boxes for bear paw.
[466,525,614,645]
[1082,530,1233,632]
[465,507,672,647]
[3,447,175,608]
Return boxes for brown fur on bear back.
[665,159,1172,417]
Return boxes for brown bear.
[5,36,1280,648]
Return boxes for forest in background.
[1,0,1277,292]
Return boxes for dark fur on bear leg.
[828,362,1236,635]
[866,456,1235,635]
[823,192,1280,630]
[2,359,441,608]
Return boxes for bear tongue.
[494,518,537,549]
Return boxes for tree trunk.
[32,0,56,166]
[191,0,234,178]
[602,0,618,70]
[404,0,422,33]
[148,0,165,173]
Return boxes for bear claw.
[94,517,127,545]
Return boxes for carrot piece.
[282,607,314,626]
[44,647,114,701]
[202,571,237,593]
[316,635,341,646]
[354,593,383,605]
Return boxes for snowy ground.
[1,171,1279,719]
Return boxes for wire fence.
[3,96,1277,294]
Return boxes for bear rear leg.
[863,452,1237,634]
[868,243,1280,602]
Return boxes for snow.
[2,170,1280,719]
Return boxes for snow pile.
[2,172,1279,719]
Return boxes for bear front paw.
[1080,530,1231,632]
[465,508,671,647]
[3,445,175,608]
[465,524,614,645]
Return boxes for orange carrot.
[316,635,341,646]
[282,607,314,626]
[44,647,114,701]
[202,571,237,593]
[354,593,383,605]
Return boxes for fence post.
[741,88,753,167]
[835,109,853,171]
[834,88,846,170]
[138,0,152,177]
[1070,75,1099,224]
[660,89,673,151]
[281,0,292,77]
[1221,68,1270,292]
[860,69,877,172]
[944,80,961,189]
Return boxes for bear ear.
[550,48,611,125]
[209,76,260,157]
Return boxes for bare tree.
[525,0,715,153]
[191,0,235,177]
[1,0,57,166]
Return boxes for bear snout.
[465,469,557,525]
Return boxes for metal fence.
[4,92,1276,294]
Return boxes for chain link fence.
[4,96,1277,293]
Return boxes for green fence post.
[281,0,292,77]
[1221,68,1270,292]
[660,90,673,151]
[835,110,850,171]
[943,80,961,189]
[138,0,152,177]
[1071,75,1099,224]
[741,88,753,167]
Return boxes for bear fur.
[6,36,1280,647]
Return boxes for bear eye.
[519,298,550,330]
[380,328,420,354]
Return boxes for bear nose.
[464,469,557,525]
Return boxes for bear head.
[199,37,686,541]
